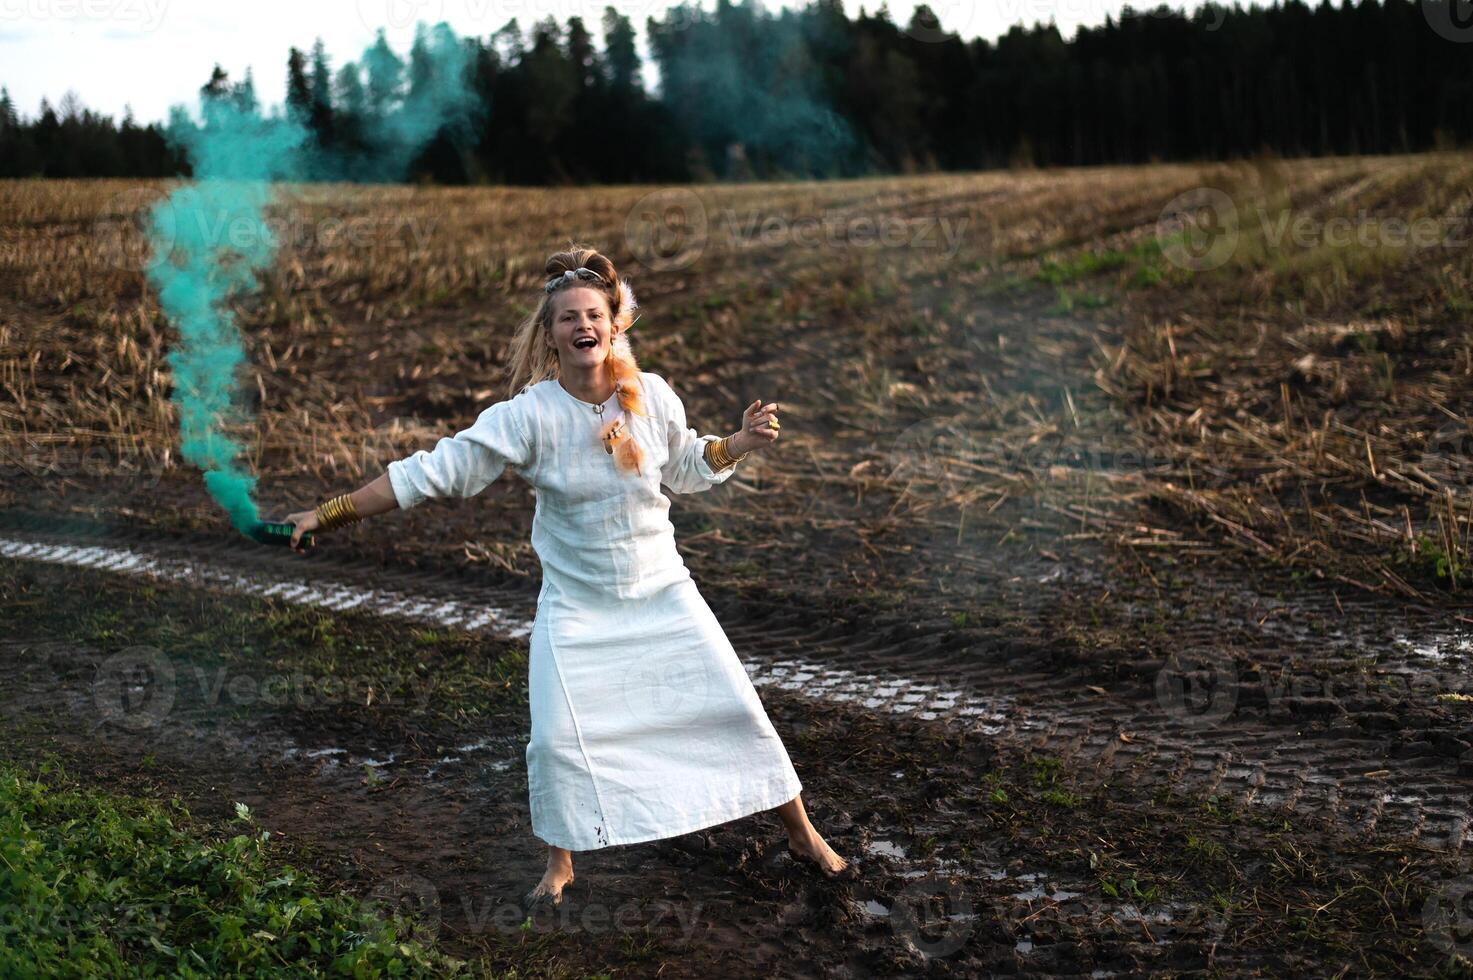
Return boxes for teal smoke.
[144,22,478,536]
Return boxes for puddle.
[433,737,526,776]
[283,744,400,771]
[747,657,1009,726]
[456,736,520,754]
[1392,630,1473,664]
[1010,883,1083,902]
[954,702,1010,734]
[1118,899,1192,927]
[865,839,908,859]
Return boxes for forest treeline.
[3,0,1471,183]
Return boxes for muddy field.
[3,158,1473,975]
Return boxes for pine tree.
[602,7,640,92]
[0,87,16,131]
[335,62,367,118]
[310,37,335,144]
[286,46,312,123]
[524,16,576,156]
[58,90,83,123]
[406,24,431,104]
[566,16,600,90]
[235,67,258,115]
[363,28,403,119]
[201,64,231,103]
[334,61,367,158]
[493,18,526,64]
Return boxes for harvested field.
[3,155,1473,975]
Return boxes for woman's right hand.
[284,508,319,554]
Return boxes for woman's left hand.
[732,399,781,455]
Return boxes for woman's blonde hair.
[504,244,649,475]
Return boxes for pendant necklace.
[592,396,628,455]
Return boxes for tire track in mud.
[4,517,1471,858]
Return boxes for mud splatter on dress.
[387,370,803,849]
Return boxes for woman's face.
[547,286,617,368]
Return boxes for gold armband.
[314,493,362,531]
[703,436,749,472]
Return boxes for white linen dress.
[386,370,803,850]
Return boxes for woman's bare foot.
[771,793,851,877]
[787,828,850,876]
[525,846,574,909]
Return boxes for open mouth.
[573,336,598,350]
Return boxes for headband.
[544,267,607,293]
[545,264,640,328]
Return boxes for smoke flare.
[144,22,478,537]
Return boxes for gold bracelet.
[703,436,749,471]
[314,493,362,532]
[703,439,728,471]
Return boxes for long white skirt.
[526,576,803,850]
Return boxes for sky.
[0,0,1218,125]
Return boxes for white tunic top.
[387,371,803,850]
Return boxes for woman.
[284,246,849,910]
